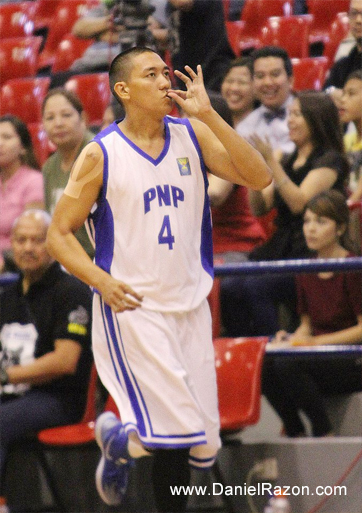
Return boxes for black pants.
[221,273,298,337]
[262,353,362,436]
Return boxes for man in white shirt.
[236,46,295,155]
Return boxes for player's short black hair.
[109,46,159,104]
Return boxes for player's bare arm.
[47,142,143,313]
[167,65,272,190]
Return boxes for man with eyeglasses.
[324,0,362,90]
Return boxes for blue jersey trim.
[113,119,171,166]
[101,299,208,444]
[101,301,148,436]
[181,117,214,279]
[88,137,115,274]
[189,455,215,463]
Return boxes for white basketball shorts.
[92,295,221,469]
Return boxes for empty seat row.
[226,10,350,62]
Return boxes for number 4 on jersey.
[158,215,175,250]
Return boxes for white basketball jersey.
[87,116,213,312]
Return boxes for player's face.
[253,57,292,110]
[340,78,362,124]
[221,65,254,117]
[303,209,341,254]
[287,98,311,148]
[42,94,85,150]
[11,217,53,276]
[125,52,173,114]
[0,121,25,169]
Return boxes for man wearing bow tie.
[236,46,295,155]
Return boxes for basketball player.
[46,47,271,512]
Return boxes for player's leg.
[152,448,191,512]
[184,300,221,470]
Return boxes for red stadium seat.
[0,77,50,124]
[307,0,350,45]
[0,2,35,39]
[64,72,111,127]
[238,0,293,52]
[291,56,329,90]
[212,336,267,512]
[259,14,314,59]
[225,20,244,57]
[222,0,231,20]
[33,0,63,31]
[214,336,267,431]
[52,32,95,73]
[35,364,98,511]
[37,0,99,70]
[28,122,55,166]
[323,11,350,63]
[0,36,42,86]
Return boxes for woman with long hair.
[263,190,362,437]
[222,91,350,336]
[0,115,44,271]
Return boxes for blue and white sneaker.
[95,411,133,506]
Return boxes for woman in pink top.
[0,115,44,272]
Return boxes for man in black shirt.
[167,0,235,92]
[0,210,93,510]
[324,0,362,90]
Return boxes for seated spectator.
[0,115,44,273]
[100,98,126,132]
[324,0,362,91]
[49,0,167,88]
[220,56,256,129]
[42,89,94,258]
[167,0,235,92]
[221,91,350,336]
[263,190,362,437]
[340,70,362,203]
[0,209,93,511]
[206,92,266,262]
[71,1,122,73]
[237,46,296,156]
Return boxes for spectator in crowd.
[324,0,362,90]
[206,92,266,262]
[100,98,126,132]
[237,46,295,156]
[0,115,44,273]
[263,190,362,437]
[221,91,350,336]
[49,0,167,88]
[167,0,235,92]
[70,0,124,74]
[220,56,257,129]
[340,70,362,204]
[0,209,93,512]
[42,89,94,258]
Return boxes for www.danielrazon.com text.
[170,483,347,498]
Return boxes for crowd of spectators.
[0,0,362,510]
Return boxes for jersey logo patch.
[177,157,191,176]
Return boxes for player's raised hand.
[167,65,212,119]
